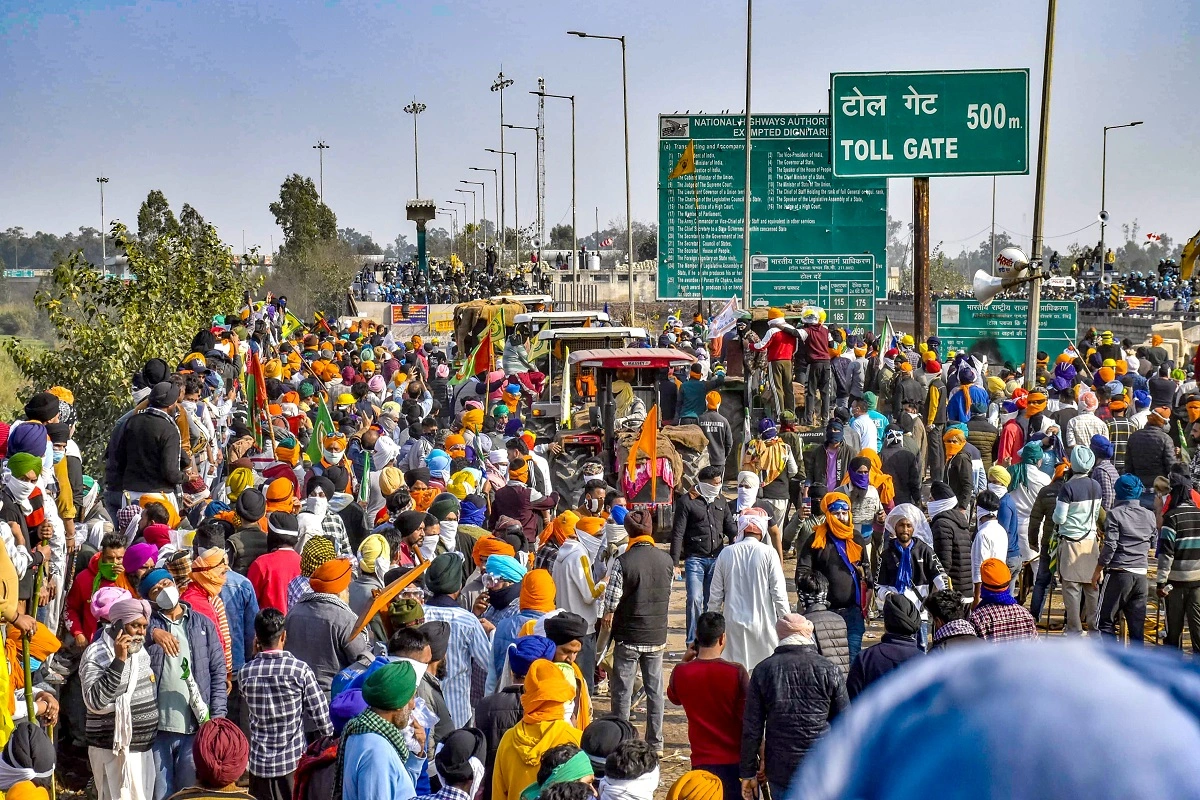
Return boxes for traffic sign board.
[935,299,1076,367]
[830,69,1030,178]
[657,114,886,332]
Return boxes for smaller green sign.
[2,269,34,278]
[935,299,1077,368]
[830,69,1030,178]
[750,255,875,333]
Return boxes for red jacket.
[759,326,798,363]
[247,548,301,613]
[64,553,135,640]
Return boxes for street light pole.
[403,100,427,196]
[461,180,487,250]
[1024,0,1056,390]
[741,1,754,312]
[1099,120,1144,284]
[438,210,457,259]
[533,89,577,308]
[487,149,519,267]
[569,30,635,321]
[455,188,478,257]
[470,167,499,270]
[505,123,542,265]
[97,176,109,276]
[449,200,468,255]
[313,141,330,204]
[491,71,515,268]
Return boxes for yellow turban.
[357,533,390,577]
[667,771,724,800]
[263,359,282,379]
[226,468,255,502]
[446,470,477,500]
[462,408,484,433]
[379,466,405,497]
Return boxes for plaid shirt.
[321,513,352,558]
[1092,459,1119,510]
[533,541,561,573]
[239,649,333,777]
[422,600,493,729]
[418,786,471,800]
[969,601,1039,642]
[1107,417,1136,473]
[601,555,667,654]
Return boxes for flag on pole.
[877,316,897,369]
[358,451,372,505]
[485,308,506,349]
[560,346,571,428]
[707,297,740,340]
[281,309,305,339]
[1182,228,1200,281]
[305,398,336,465]
[527,333,551,364]
[244,343,269,448]
[627,404,659,500]
[668,140,696,180]
[450,330,492,386]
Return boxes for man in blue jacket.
[145,568,228,800]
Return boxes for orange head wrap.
[809,492,861,564]
[667,771,724,800]
[1097,367,1116,385]
[472,535,517,569]
[576,516,606,536]
[521,659,575,723]
[1025,391,1048,418]
[540,510,580,547]
[1186,398,1200,424]
[519,568,556,613]
[265,477,294,512]
[509,457,530,485]
[310,558,353,594]
[943,428,967,460]
[705,391,721,410]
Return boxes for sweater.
[80,636,159,752]
[697,410,734,468]
[667,657,749,766]
[1159,502,1200,585]
[1053,475,1103,542]
[491,721,581,800]
[247,548,301,613]
[846,633,923,699]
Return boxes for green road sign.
[2,269,34,278]
[830,69,1030,178]
[935,299,1076,367]
[658,114,886,331]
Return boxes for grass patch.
[0,337,44,419]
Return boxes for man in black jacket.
[116,381,190,507]
[1124,407,1177,496]
[697,393,734,478]
[846,593,924,698]
[670,466,736,647]
[741,613,848,800]
[929,482,973,596]
[881,427,922,506]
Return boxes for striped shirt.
[1159,502,1200,584]
[422,598,493,729]
[80,638,159,752]
[240,649,332,777]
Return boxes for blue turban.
[1115,474,1144,505]
[485,554,527,584]
[1089,434,1115,461]
[1105,381,1125,397]
[759,417,778,440]
[1134,390,1151,410]
[610,504,629,525]
[426,450,451,478]
[790,641,1200,800]
[5,422,47,458]
[958,367,976,385]
[508,635,557,678]
[138,568,172,599]
[460,497,487,527]
[826,420,844,444]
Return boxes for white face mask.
[304,495,328,517]
[320,447,345,465]
[563,699,576,722]
[418,533,438,559]
[697,482,721,503]
[584,497,602,513]
[438,520,458,549]
[155,584,180,611]
[737,486,758,508]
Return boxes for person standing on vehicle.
[671,466,737,648]
[752,309,803,421]
[697,392,733,478]
[792,308,833,426]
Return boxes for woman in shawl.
[611,380,646,429]
[875,504,947,649]
[794,492,872,659]
[1008,441,1051,566]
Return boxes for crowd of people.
[5,288,1200,800]
[353,259,553,306]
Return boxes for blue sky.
[2,0,1196,258]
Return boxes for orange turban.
[521,659,576,723]
[472,535,516,569]
[520,568,556,613]
[979,558,1011,592]
[540,510,580,547]
[899,360,913,373]
[705,391,721,410]
[310,558,353,594]
[667,771,724,800]
[265,477,295,512]
[576,516,606,536]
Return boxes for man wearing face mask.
[144,568,228,800]
[297,475,352,560]
[577,480,608,520]
[80,597,159,800]
[669,466,737,648]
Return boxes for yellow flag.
[527,334,551,364]
[668,140,696,180]
[486,307,506,349]
[1182,228,1200,281]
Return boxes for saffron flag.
[1182,228,1200,281]
[450,330,492,386]
[305,398,336,465]
[668,140,696,180]
[627,404,659,499]
[244,343,269,448]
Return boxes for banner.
[1124,295,1154,310]
[706,297,740,340]
[390,304,429,325]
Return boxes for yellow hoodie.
[491,720,582,800]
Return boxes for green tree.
[385,234,415,261]
[338,227,383,255]
[549,224,573,249]
[269,174,337,259]
[5,220,258,469]
[137,189,179,243]
[265,238,358,320]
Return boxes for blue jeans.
[1029,555,1055,623]
[685,556,717,645]
[152,731,196,800]
[835,607,866,661]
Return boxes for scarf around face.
[334,709,410,800]
[810,492,861,564]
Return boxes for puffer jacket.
[148,602,229,719]
[1123,425,1176,487]
[966,417,999,471]
[931,508,972,594]
[846,633,924,698]
[802,603,850,674]
[741,644,848,787]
